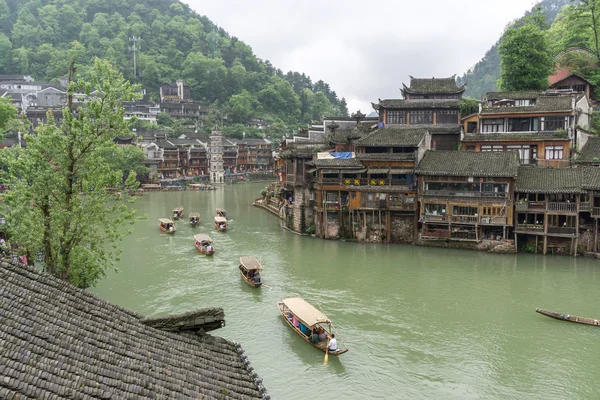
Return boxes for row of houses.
[277,74,600,255]
[135,130,273,182]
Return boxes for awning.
[390,169,414,174]
[342,169,367,174]
[322,169,340,174]
[306,167,317,173]
[368,168,389,174]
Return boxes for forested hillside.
[457,0,573,98]
[0,0,348,132]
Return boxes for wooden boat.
[536,308,600,326]
[159,218,176,234]
[189,183,214,191]
[216,208,227,218]
[172,207,184,220]
[214,216,227,231]
[276,297,348,355]
[239,256,262,287]
[189,212,200,227]
[194,234,215,256]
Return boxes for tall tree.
[571,0,600,58]
[498,13,554,91]
[1,59,139,288]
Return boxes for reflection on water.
[93,183,600,400]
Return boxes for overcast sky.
[184,0,538,114]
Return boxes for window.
[411,110,433,124]
[545,145,564,160]
[437,110,458,124]
[481,145,504,152]
[453,206,478,216]
[482,118,504,133]
[482,206,502,216]
[465,146,476,151]
[508,118,532,132]
[542,116,567,131]
[424,204,446,215]
[386,110,405,124]
[515,99,531,106]
[482,183,507,193]
[506,145,537,164]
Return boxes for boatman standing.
[328,334,337,353]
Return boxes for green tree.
[1,59,139,288]
[228,90,257,122]
[0,97,17,131]
[156,112,173,127]
[571,0,600,58]
[498,15,554,91]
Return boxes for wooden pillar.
[386,211,391,243]
[324,205,328,239]
[543,213,548,255]
[535,235,539,254]
[378,210,382,241]
[543,235,548,255]
[475,224,479,242]
[594,219,598,253]
[413,212,418,244]
[514,232,518,253]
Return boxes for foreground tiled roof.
[373,99,459,109]
[485,91,541,101]
[403,76,465,94]
[576,136,600,163]
[356,127,428,147]
[462,131,569,142]
[416,150,519,177]
[583,166,600,190]
[481,94,579,115]
[0,259,267,399]
[516,167,583,193]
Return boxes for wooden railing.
[450,215,478,223]
[547,226,577,236]
[480,216,507,225]
[579,203,590,212]
[515,224,544,233]
[388,201,416,211]
[422,214,447,222]
[423,190,508,199]
[547,202,577,213]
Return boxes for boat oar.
[324,341,329,365]
[261,283,272,289]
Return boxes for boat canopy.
[159,218,174,224]
[215,216,227,223]
[173,207,183,212]
[216,208,226,213]
[240,256,261,271]
[189,212,200,218]
[194,234,212,243]
[282,297,330,327]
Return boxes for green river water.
[92,183,600,400]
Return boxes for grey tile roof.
[515,167,583,193]
[481,95,578,115]
[356,153,415,161]
[403,76,465,94]
[373,99,459,110]
[0,259,267,399]
[462,131,569,142]
[356,127,428,147]
[485,91,541,101]
[576,136,600,163]
[155,140,177,150]
[313,157,364,169]
[416,150,519,177]
[583,166,600,190]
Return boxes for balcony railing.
[515,224,544,233]
[579,203,590,212]
[450,215,478,224]
[423,190,508,199]
[480,216,508,225]
[593,207,600,217]
[547,202,577,213]
[361,200,387,209]
[388,201,416,211]
[323,201,346,211]
[547,226,577,236]
[422,214,447,222]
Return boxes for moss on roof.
[356,127,428,147]
[576,136,600,163]
[481,94,581,115]
[515,167,583,193]
[485,91,541,101]
[416,150,519,177]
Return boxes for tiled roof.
[462,131,569,142]
[516,167,584,193]
[576,136,600,163]
[481,95,577,115]
[155,140,177,150]
[583,166,600,190]
[403,76,465,94]
[313,157,364,169]
[549,69,594,87]
[485,91,541,101]
[356,127,428,147]
[373,99,459,110]
[356,153,415,161]
[416,150,519,177]
[0,258,267,399]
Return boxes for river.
[92,183,600,400]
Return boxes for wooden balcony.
[361,200,387,209]
[450,215,478,224]
[423,190,508,200]
[480,216,508,225]
[323,201,346,211]
[547,226,577,236]
[388,201,416,211]
[515,224,544,234]
[547,202,577,213]
[422,214,447,222]
[579,203,590,212]
[593,207,600,217]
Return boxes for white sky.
[184,0,538,114]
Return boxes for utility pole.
[129,36,140,78]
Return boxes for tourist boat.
[189,212,200,227]
[535,308,600,326]
[214,216,227,231]
[159,218,176,234]
[172,207,184,220]
[239,256,262,287]
[194,234,215,256]
[216,208,227,218]
[189,183,214,191]
[276,297,348,355]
